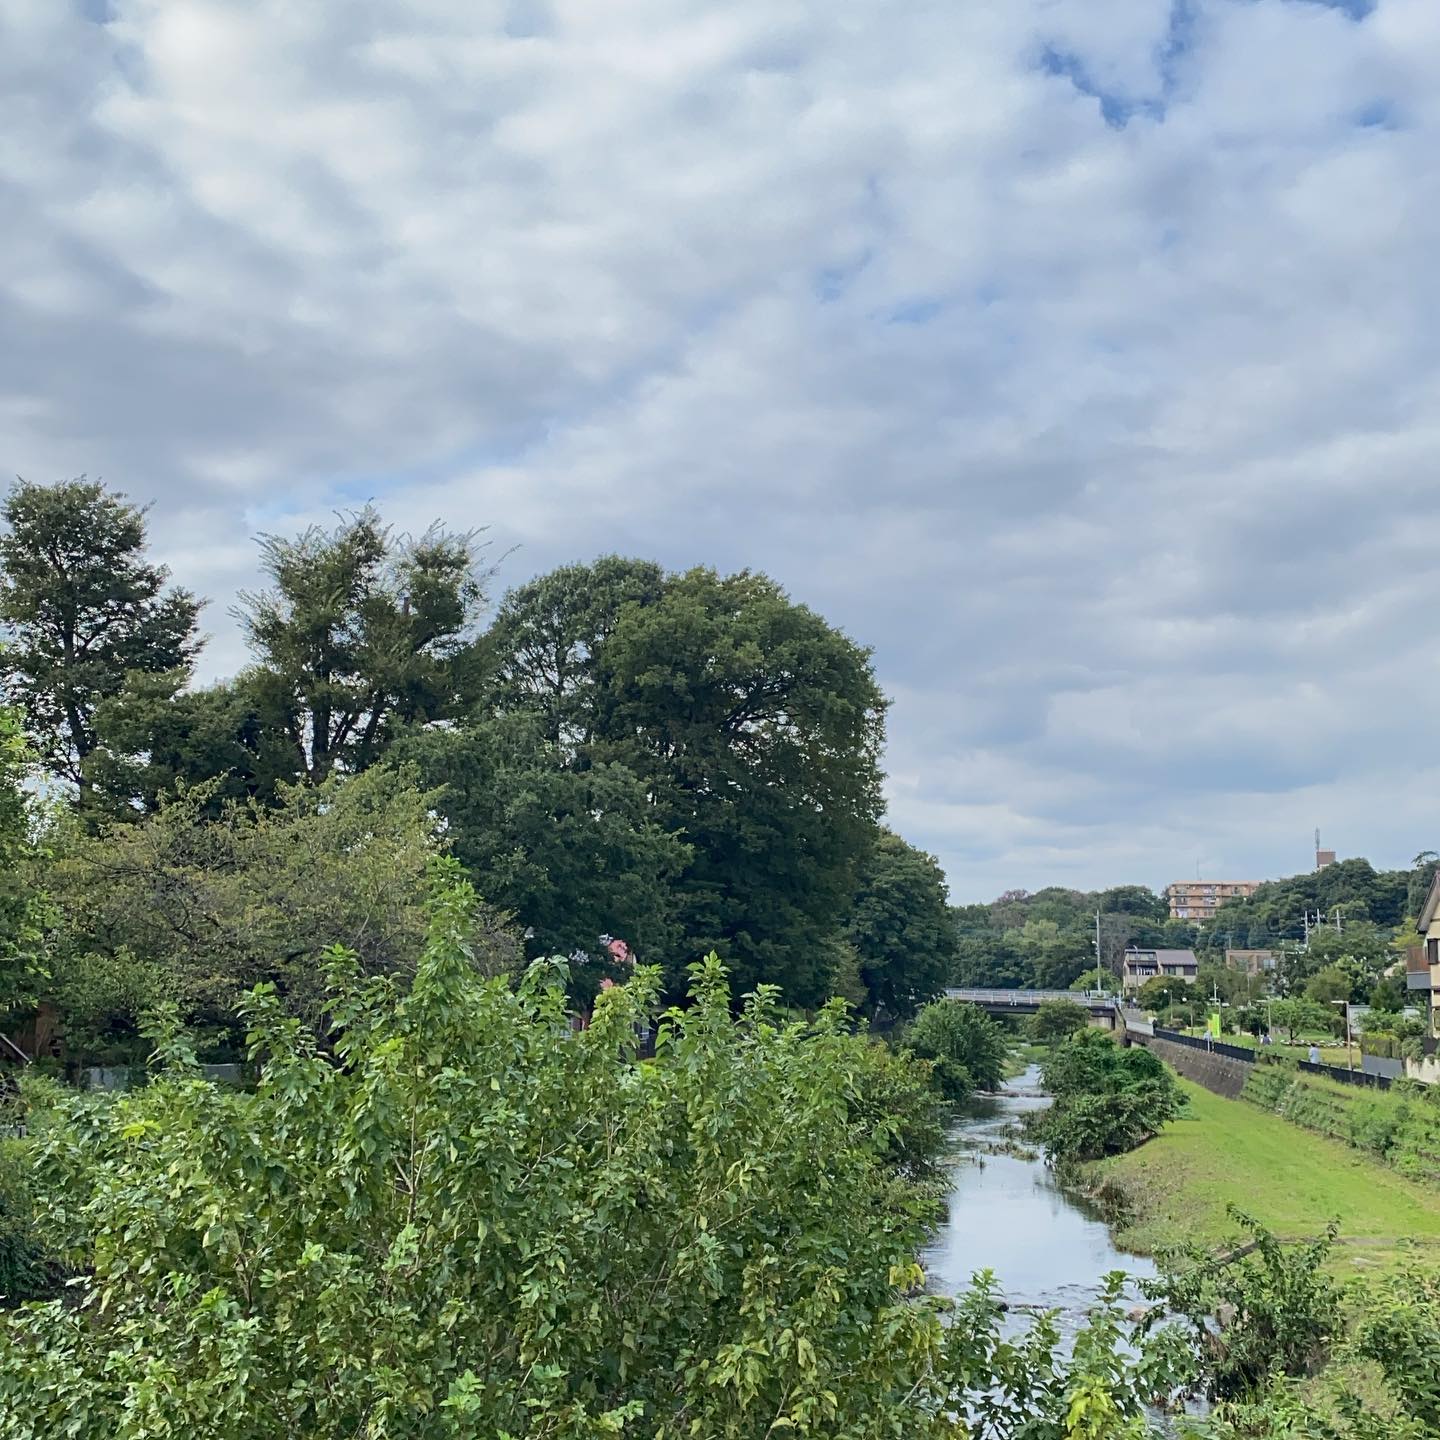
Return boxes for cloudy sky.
[5,0,1439,902]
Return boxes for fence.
[1150,1028,1258,1064]
[1148,1027,1394,1090]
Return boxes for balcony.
[1409,969,1438,992]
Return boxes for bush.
[904,999,1007,1100]
[0,1137,63,1307]
[843,1035,947,1186]
[1143,1209,1339,1401]
[1026,997,1089,1043]
[0,871,1191,1437]
[1031,1030,1183,1162]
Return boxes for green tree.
[0,478,201,804]
[1027,997,1090,1042]
[846,831,956,1021]
[85,671,300,818]
[1267,997,1334,1045]
[1304,963,1358,1009]
[0,873,1187,1438]
[397,715,690,997]
[905,999,1007,1101]
[1097,885,1167,919]
[483,555,667,750]
[487,562,887,1007]
[1136,975,1191,1012]
[0,704,47,1024]
[46,767,516,1059]
[236,509,487,783]
[1144,1210,1340,1401]
[1032,1030,1182,1162]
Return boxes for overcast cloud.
[4,0,1439,901]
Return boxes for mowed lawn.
[1092,1078,1440,1272]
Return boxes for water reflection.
[923,1064,1155,1327]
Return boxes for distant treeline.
[951,854,1439,992]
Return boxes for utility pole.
[1095,910,1102,982]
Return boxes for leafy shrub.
[1027,997,1090,1043]
[1031,1030,1183,1162]
[1349,1265,1440,1430]
[0,1138,63,1307]
[1144,1209,1339,1401]
[0,869,1198,1438]
[842,1034,947,1185]
[904,999,1007,1100]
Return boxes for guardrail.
[945,988,1117,1010]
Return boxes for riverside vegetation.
[2,478,1440,1435]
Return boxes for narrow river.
[922,1063,1155,1330]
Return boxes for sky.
[4,0,1440,904]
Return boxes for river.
[922,1063,1155,1331]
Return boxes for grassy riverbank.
[1087,1078,1440,1273]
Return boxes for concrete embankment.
[1129,1033,1251,1100]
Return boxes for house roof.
[1124,948,1198,966]
[1420,869,1440,932]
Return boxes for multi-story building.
[1166,880,1259,922]
[1412,872,1440,1044]
[1122,947,1199,993]
[1226,948,1277,977]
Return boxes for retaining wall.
[1131,1033,1252,1100]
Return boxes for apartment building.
[1166,880,1259,922]
[1225,948,1277,977]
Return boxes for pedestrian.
[1307,1043,1321,1064]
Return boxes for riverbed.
[922,1063,1155,1329]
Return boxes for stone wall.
[1131,1033,1253,1100]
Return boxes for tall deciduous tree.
[602,568,887,1006]
[484,555,666,750]
[483,561,887,1007]
[397,714,691,993]
[846,831,956,1020]
[0,478,201,801]
[236,509,487,782]
[85,671,300,819]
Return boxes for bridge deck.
[944,987,1118,1013]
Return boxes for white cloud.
[2,0,1437,900]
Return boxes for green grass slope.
[1089,1078,1440,1273]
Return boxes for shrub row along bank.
[1,872,1206,1440]
[1242,1064,1440,1185]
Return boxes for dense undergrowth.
[1242,1065,1440,1184]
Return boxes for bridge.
[944,988,1122,1029]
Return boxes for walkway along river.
[922,1063,1155,1332]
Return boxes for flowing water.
[923,1063,1155,1331]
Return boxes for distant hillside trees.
[951,884,1170,992]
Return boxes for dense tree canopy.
[45,767,517,1059]
[481,560,888,1007]
[0,705,46,1022]
[952,885,1170,991]
[398,714,691,991]
[1202,858,1420,948]
[845,831,956,1021]
[0,479,201,804]
[236,509,488,783]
